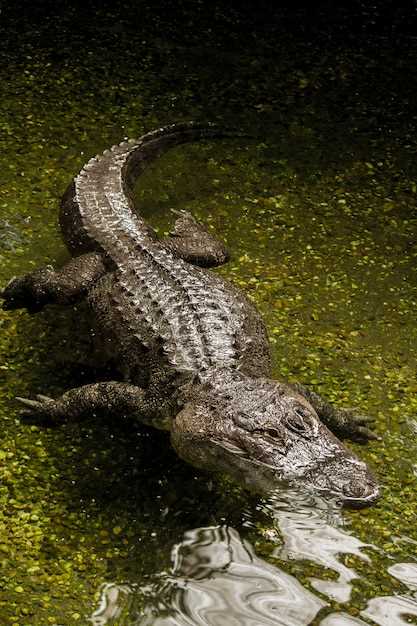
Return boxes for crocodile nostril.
[342,479,366,499]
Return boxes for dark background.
[1,0,417,163]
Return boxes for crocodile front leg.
[15,381,166,429]
[288,383,379,442]
[161,210,230,268]
[1,252,106,313]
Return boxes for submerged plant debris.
[0,1,416,624]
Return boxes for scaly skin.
[1,122,380,507]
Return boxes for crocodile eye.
[286,406,316,437]
[265,428,281,438]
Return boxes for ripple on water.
[90,583,132,626]
[352,562,417,626]
[387,562,417,590]
[88,493,417,626]
[361,595,417,626]
[262,490,374,603]
[90,525,326,626]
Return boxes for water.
[88,493,417,625]
[0,2,416,624]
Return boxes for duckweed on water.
[0,2,417,624]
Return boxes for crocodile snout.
[341,477,380,507]
[306,456,380,508]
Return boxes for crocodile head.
[171,373,379,507]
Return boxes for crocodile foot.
[16,394,61,426]
[164,209,230,268]
[1,266,54,313]
[332,407,380,443]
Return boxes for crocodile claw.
[2,275,17,291]
[16,397,44,410]
[1,266,53,312]
[340,408,381,442]
[16,394,58,426]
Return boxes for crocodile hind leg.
[288,383,379,442]
[161,210,230,268]
[15,381,169,430]
[1,252,107,313]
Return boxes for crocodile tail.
[60,122,248,256]
[120,121,251,193]
[130,121,252,144]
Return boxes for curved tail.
[121,121,251,191]
[60,122,247,255]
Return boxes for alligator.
[1,122,380,506]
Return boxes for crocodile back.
[66,124,248,377]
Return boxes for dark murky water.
[0,2,416,624]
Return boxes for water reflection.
[361,595,417,625]
[89,491,417,626]
[90,583,132,626]
[90,525,326,625]
[143,525,326,625]
[387,562,417,590]
[262,490,374,603]
[359,561,417,626]
[262,491,417,625]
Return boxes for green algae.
[0,2,417,623]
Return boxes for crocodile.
[1,122,380,507]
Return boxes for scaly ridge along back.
[74,123,244,375]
